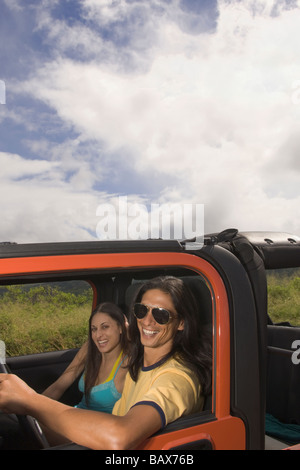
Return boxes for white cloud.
[0,151,109,242]
[2,0,300,241]
[0,152,60,181]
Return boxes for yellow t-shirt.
[112,357,203,428]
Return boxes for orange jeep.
[0,229,299,450]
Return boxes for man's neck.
[143,345,172,368]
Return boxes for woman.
[43,302,129,413]
[0,276,212,450]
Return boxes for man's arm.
[0,373,161,450]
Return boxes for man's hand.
[0,373,37,415]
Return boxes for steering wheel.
[16,414,50,449]
[0,362,50,449]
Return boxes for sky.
[0,0,300,243]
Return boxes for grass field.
[0,270,299,356]
[0,284,92,356]
[267,269,300,326]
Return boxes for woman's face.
[91,312,122,354]
[137,289,184,355]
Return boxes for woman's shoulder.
[120,354,129,368]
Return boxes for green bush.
[0,284,92,356]
[267,271,300,326]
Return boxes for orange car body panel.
[140,416,246,450]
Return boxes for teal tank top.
[76,354,125,414]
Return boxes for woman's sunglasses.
[133,303,176,325]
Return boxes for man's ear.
[177,319,184,331]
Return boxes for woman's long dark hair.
[127,276,212,396]
[84,302,128,404]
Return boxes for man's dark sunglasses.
[133,303,176,325]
